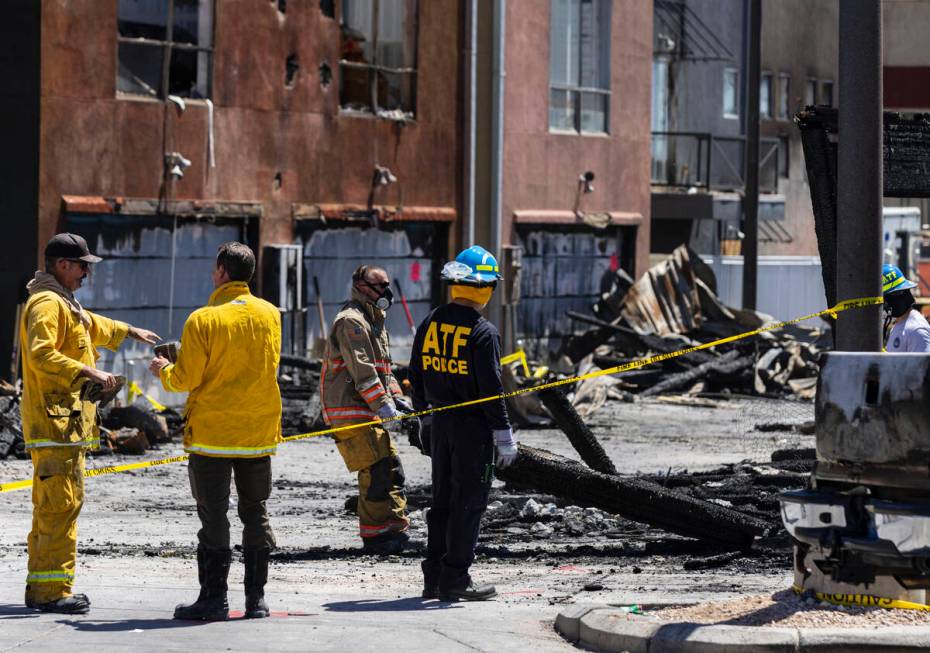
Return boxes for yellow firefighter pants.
[25,447,85,604]
[334,425,409,539]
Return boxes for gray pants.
[188,454,276,551]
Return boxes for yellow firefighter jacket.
[159,281,283,458]
[21,290,129,450]
[320,288,402,425]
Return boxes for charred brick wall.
[37,0,462,257]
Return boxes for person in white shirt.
[882,264,930,353]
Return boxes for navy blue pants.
[423,415,494,590]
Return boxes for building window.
[821,79,834,107]
[777,73,790,119]
[778,136,790,178]
[804,78,817,107]
[117,0,214,99]
[340,0,418,118]
[723,67,739,118]
[549,0,612,134]
[760,72,773,118]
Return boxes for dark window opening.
[865,378,879,405]
[340,0,418,118]
[778,136,790,178]
[821,80,834,107]
[286,54,300,87]
[320,0,335,18]
[117,0,214,99]
[319,60,333,88]
[277,0,287,14]
[273,172,283,190]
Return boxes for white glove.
[377,403,400,419]
[377,402,404,433]
[493,428,518,469]
[394,396,413,413]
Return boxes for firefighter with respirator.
[319,265,412,555]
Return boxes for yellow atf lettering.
[422,322,440,355]
[439,323,456,355]
[451,326,472,358]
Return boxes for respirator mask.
[364,281,394,311]
[884,289,915,319]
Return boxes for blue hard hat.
[882,263,917,296]
[441,245,503,286]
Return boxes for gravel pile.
[650,590,930,627]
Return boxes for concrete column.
[836,0,883,351]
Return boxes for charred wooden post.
[639,350,753,398]
[498,445,769,550]
[536,386,618,475]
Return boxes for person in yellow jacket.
[22,233,159,614]
[150,242,282,622]
[320,265,412,554]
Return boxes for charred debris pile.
[511,245,829,424]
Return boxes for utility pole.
[836,0,883,351]
[742,0,761,310]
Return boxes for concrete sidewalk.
[0,555,573,653]
[556,605,930,652]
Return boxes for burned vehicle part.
[781,352,930,602]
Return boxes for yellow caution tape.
[500,349,531,378]
[0,296,883,494]
[792,584,930,611]
[0,478,32,493]
[0,455,190,493]
[127,381,167,412]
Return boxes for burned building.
[2,0,460,390]
[0,0,654,390]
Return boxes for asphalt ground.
[0,397,812,651]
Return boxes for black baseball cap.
[44,233,102,263]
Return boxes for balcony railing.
[651,131,780,193]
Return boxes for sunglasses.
[364,280,391,291]
[66,259,91,270]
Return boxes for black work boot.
[35,593,91,614]
[421,560,440,599]
[361,531,409,556]
[439,575,497,602]
[243,548,270,619]
[174,548,230,621]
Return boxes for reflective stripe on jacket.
[20,290,129,450]
[320,289,401,425]
[159,282,283,458]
